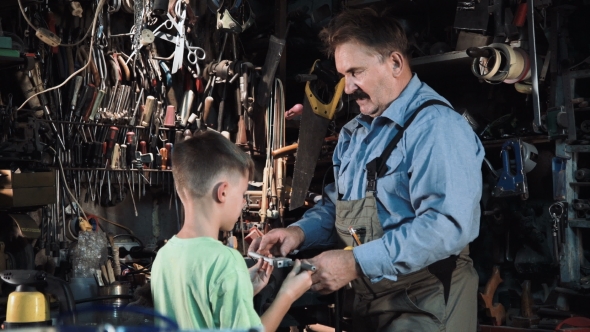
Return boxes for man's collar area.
[379,74,421,124]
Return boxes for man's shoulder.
[409,95,464,129]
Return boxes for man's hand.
[248,258,274,296]
[285,104,304,120]
[307,250,360,295]
[249,227,305,257]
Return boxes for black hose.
[75,295,133,304]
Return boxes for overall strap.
[366,100,452,192]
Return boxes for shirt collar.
[380,73,421,125]
[350,73,422,130]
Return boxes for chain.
[133,0,144,53]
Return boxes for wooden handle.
[479,266,506,326]
[116,54,131,81]
[101,265,109,284]
[260,167,269,226]
[142,96,157,126]
[482,266,503,301]
[272,143,298,158]
[277,158,286,223]
[236,115,248,146]
[521,280,534,318]
[110,144,120,169]
[203,96,214,126]
[106,259,116,284]
[89,56,101,87]
[271,135,337,158]
[160,147,168,170]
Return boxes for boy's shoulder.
[158,236,245,269]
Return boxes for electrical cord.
[17,0,38,32]
[17,0,92,47]
[49,146,88,222]
[61,23,93,47]
[17,0,106,111]
[75,295,134,304]
[88,214,135,235]
[113,233,144,247]
[51,146,134,238]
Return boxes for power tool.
[1,270,76,328]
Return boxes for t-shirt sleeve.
[210,251,262,329]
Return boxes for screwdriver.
[68,76,83,119]
[126,132,137,167]
[139,141,148,168]
[120,144,127,169]
[160,147,167,170]
[104,126,120,165]
[165,143,173,170]
[141,96,157,127]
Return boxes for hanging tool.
[549,201,567,263]
[492,139,538,200]
[290,60,345,210]
[479,266,506,326]
[152,0,186,74]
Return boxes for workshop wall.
[1,0,590,329]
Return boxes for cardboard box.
[0,170,56,208]
[456,31,493,52]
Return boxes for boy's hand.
[277,260,312,303]
[249,258,274,296]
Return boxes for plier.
[166,0,186,73]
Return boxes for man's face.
[335,41,399,117]
[221,174,249,231]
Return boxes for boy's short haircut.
[172,131,254,197]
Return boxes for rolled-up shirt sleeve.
[288,183,339,251]
[353,112,484,282]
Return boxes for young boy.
[151,130,312,331]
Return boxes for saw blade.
[290,97,331,210]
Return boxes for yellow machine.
[1,270,76,328]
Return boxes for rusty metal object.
[479,266,506,326]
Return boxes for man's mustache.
[348,90,370,100]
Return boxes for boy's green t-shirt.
[151,236,262,330]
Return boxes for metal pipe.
[528,0,542,132]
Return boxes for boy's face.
[220,174,249,231]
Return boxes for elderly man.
[252,7,484,332]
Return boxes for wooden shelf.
[565,145,590,153]
[568,219,590,228]
[63,167,172,173]
[411,51,474,77]
[481,135,551,148]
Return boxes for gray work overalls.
[333,100,478,332]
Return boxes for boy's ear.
[213,181,229,203]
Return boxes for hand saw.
[290,60,345,210]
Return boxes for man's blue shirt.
[290,74,485,282]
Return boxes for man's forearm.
[289,226,305,246]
